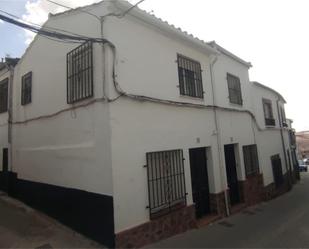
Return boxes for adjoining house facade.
[0,1,299,248]
[296,130,309,159]
[0,58,19,192]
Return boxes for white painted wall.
[251,83,289,185]
[11,2,114,196]
[110,99,221,232]
[5,0,294,237]
[0,69,10,171]
[101,7,293,232]
[211,51,255,184]
[101,13,224,232]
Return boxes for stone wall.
[115,205,197,248]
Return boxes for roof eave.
[113,1,218,55]
[252,81,287,103]
[208,41,252,68]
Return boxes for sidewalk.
[147,173,309,248]
[0,192,103,248]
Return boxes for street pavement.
[1,173,309,248]
[148,172,309,248]
[0,193,102,248]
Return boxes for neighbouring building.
[0,1,299,248]
[296,130,309,159]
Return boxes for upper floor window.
[0,78,8,113]
[263,98,275,126]
[280,106,287,127]
[67,41,93,104]
[227,73,242,105]
[21,72,32,105]
[243,144,259,176]
[177,54,203,98]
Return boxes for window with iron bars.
[177,54,204,98]
[227,73,243,105]
[262,98,275,126]
[146,149,187,219]
[21,72,32,105]
[243,144,259,176]
[67,41,93,104]
[0,78,8,113]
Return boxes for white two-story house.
[0,1,298,248]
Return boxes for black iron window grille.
[67,41,93,104]
[146,149,187,219]
[271,154,284,188]
[263,98,275,126]
[177,54,203,98]
[243,144,259,176]
[21,72,32,105]
[227,73,243,105]
[0,78,8,113]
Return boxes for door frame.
[189,147,211,218]
[224,144,241,206]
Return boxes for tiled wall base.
[115,205,197,248]
[209,191,228,217]
[264,173,291,201]
[239,173,264,206]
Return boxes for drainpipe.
[100,16,108,100]
[209,55,230,216]
[276,98,292,189]
[6,63,14,173]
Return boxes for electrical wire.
[1,0,273,133]
[0,13,111,44]
[45,0,101,21]
[0,9,93,38]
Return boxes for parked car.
[298,160,308,172]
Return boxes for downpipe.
[6,64,14,172]
[276,98,292,190]
[210,55,230,216]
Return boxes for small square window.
[21,72,32,105]
[0,78,8,113]
[177,54,203,98]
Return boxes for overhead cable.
[0,13,111,44]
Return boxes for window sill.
[228,101,243,107]
[265,126,278,130]
[179,94,204,101]
[150,202,186,220]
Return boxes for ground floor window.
[146,149,187,219]
[243,144,259,176]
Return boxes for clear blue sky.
[0,0,28,58]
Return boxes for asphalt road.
[149,172,309,248]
